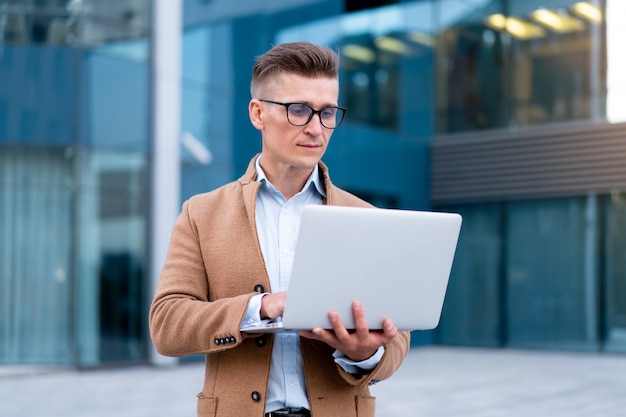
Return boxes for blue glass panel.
[82,47,149,152]
[0,97,7,139]
[276,1,435,138]
[604,193,626,352]
[181,23,237,200]
[437,204,503,347]
[0,46,79,145]
[506,198,598,350]
[436,0,605,133]
[0,147,74,364]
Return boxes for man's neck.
[267,168,312,201]
[258,159,314,201]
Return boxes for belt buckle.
[266,408,309,417]
[266,409,288,417]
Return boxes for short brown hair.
[250,41,339,98]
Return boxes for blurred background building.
[1,0,624,367]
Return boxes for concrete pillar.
[149,0,182,366]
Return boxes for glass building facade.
[1,0,151,365]
[1,0,624,366]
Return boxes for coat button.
[229,336,236,343]
[253,284,264,293]
[251,391,261,402]
[214,338,221,345]
[256,336,266,347]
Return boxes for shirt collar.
[255,156,326,198]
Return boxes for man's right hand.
[260,291,287,320]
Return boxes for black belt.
[265,408,311,417]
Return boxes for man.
[149,41,410,417]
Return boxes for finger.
[328,312,350,340]
[351,301,370,339]
[380,319,398,343]
[298,330,318,340]
[300,328,338,348]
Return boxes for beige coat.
[149,156,410,417]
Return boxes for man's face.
[250,72,339,176]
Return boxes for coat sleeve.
[149,200,254,357]
[336,330,411,387]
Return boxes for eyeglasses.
[260,99,347,129]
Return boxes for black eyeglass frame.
[259,99,347,129]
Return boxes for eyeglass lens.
[287,103,344,128]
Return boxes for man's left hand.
[299,300,398,362]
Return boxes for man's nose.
[304,112,324,134]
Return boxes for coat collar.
[238,154,334,204]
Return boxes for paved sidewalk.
[1,346,625,416]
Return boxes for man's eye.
[289,104,308,115]
[321,108,337,118]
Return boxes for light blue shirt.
[241,156,383,412]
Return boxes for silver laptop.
[242,205,462,333]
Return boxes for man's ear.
[249,99,264,131]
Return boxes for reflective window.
[0,0,148,47]
[439,197,610,350]
[277,0,609,135]
[277,2,436,137]
[0,147,74,364]
[84,42,150,152]
[436,0,605,132]
[180,23,236,200]
[506,198,597,350]
[604,193,626,353]
[605,0,626,123]
[0,0,151,366]
[90,150,148,364]
[438,204,503,347]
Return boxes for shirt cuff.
[240,293,267,329]
[333,346,385,375]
